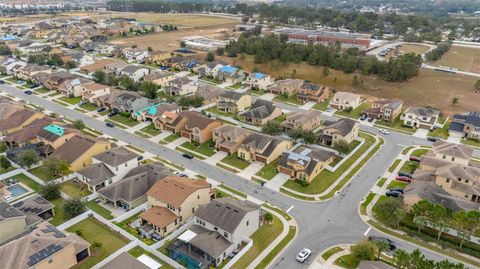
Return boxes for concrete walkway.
[257,93,275,101]
[413,128,429,138]
[265,173,290,192]
[165,137,189,150]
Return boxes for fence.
[223,238,253,269]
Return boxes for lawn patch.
[273,93,303,106]
[79,103,97,111]
[321,246,344,261]
[220,154,251,170]
[204,106,237,117]
[255,160,278,180]
[218,184,247,198]
[375,116,415,134]
[29,166,57,182]
[58,96,82,105]
[164,133,180,142]
[86,200,113,220]
[109,114,139,127]
[387,180,408,190]
[334,254,360,269]
[180,140,216,157]
[140,124,161,136]
[126,144,145,154]
[360,192,375,215]
[7,173,40,192]
[49,197,69,226]
[262,204,292,221]
[376,178,387,187]
[428,121,450,139]
[388,159,401,172]
[335,101,371,119]
[60,180,91,199]
[410,148,430,158]
[255,226,296,269]
[226,82,242,90]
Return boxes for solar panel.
[27,244,63,267]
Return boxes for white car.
[379,128,390,135]
[296,248,311,263]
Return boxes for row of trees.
[425,43,452,62]
[27,54,77,70]
[225,34,422,82]
[92,70,159,98]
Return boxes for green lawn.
[36,87,50,94]
[116,212,155,245]
[262,204,292,221]
[283,133,375,194]
[109,114,139,127]
[334,254,360,269]
[313,97,331,111]
[128,246,175,269]
[29,166,57,182]
[67,218,129,269]
[360,192,375,215]
[321,246,344,261]
[375,116,415,134]
[176,148,206,160]
[387,180,408,190]
[48,91,61,97]
[140,124,161,136]
[272,114,287,124]
[125,144,145,154]
[226,83,243,90]
[376,178,387,187]
[79,103,97,111]
[273,94,303,106]
[86,200,113,220]
[335,102,371,119]
[255,226,296,269]
[221,154,251,170]
[410,148,430,157]
[60,180,91,199]
[201,77,222,85]
[372,195,390,223]
[180,140,216,157]
[58,96,82,105]
[0,166,14,175]
[49,198,70,226]
[164,133,180,142]
[399,160,418,174]
[388,159,401,172]
[232,215,283,268]
[255,159,278,180]
[6,173,40,192]
[428,121,450,139]
[248,88,267,96]
[219,184,247,198]
[204,106,237,117]
[401,146,414,155]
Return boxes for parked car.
[296,249,311,263]
[178,173,188,177]
[360,114,367,121]
[427,137,437,142]
[0,80,4,84]
[96,107,106,112]
[368,236,397,250]
[182,153,194,159]
[386,190,403,198]
[395,176,412,183]
[137,156,144,161]
[29,84,38,88]
[106,122,115,128]
[409,156,421,162]
[379,128,389,134]
[367,117,374,122]
[78,101,86,106]
[24,90,33,95]
[398,172,413,178]
[390,188,404,194]
[108,111,117,117]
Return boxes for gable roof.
[12,195,54,227]
[77,163,115,186]
[432,141,473,160]
[405,106,440,117]
[173,111,219,130]
[93,147,138,167]
[51,135,110,164]
[147,176,211,207]
[4,117,57,144]
[100,252,149,269]
[241,132,288,157]
[239,99,278,120]
[323,118,358,136]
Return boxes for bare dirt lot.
[432,45,480,73]
[217,55,480,115]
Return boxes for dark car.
[427,137,438,142]
[0,80,5,84]
[24,90,33,95]
[390,188,404,194]
[360,114,367,121]
[178,173,188,177]
[367,117,374,122]
[108,111,117,117]
[29,84,38,88]
[106,122,115,127]
[386,190,403,198]
[96,107,106,112]
[368,236,397,250]
[398,172,413,178]
[395,176,412,183]
[182,153,194,159]
[409,156,421,162]
[137,156,144,161]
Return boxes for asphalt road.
[0,85,464,268]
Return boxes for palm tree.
[452,211,470,248]
[411,200,433,233]
[374,240,389,260]
[430,204,451,241]
[393,249,410,269]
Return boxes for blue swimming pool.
[7,184,28,197]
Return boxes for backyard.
[86,200,113,220]
[128,246,175,269]
[116,212,155,245]
[60,180,92,199]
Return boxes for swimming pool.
[7,184,29,197]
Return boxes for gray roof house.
[449,112,480,139]
[238,99,282,126]
[100,252,150,269]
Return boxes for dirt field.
[432,45,480,73]
[217,55,480,115]
[0,14,53,24]
[387,43,431,58]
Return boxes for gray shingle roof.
[93,147,139,167]
[77,163,115,186]
[239,99,277,120]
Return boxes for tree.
[411,199,433,233]
[63,199,86,218]
[264,212,273,222]
[92,241,103,248]
[64,61,77,70]
[394,249,410,269]
[42,157,70,179]
[352,75,360,86]
[140,81,158,99]
[147,46,153,52]
[205,51,215,62]
[0,45,12,56]
[333,139,350,155]
[376,196,404,227]
[475,80,480,92]
[216,47,225,56]
[17,149,40,169]
[430,203,451,241]
[373,239,389,260]
[302,131,317,145]
[39,183,61,200]
[350,240,376,261]
[0,155,11,170]
[47,54,64,67]
[287,128,303,140]
[261,121,282,135]
[180,40,186,48]
[322,66,330,77]
[73,120,85,130]
[451,96,459,105]
[93,70,106,83]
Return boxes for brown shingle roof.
[140,206,177,229]
[147,176,211,208]
[51,135,110,164]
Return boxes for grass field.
[433,45,480,73]
[334,254,360,268]
[387,43,431,59]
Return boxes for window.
[458,178,462,182]
[48,257,53,264]
[246,221,249,226]
[214,226,218,231]
[465,180,469,184]
[224,232,228,238]
[446,178,450,183]
[452,157,455,161]
[198,195,200,199]
[192,207,195,213]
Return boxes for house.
[43,71,77,92]
[4,117,58,147]
[402,106,440,130]
[363,99,403,122]
[104,60,129,75]
[100,252,150,269]
[329,92,362,111]
[139,177,211,237]
[97,90,150,113]
[212,125,251,154]
[449,112,480,140]
[196,84,224,105]
[80,82,111,103]
[50,135,112,171]
[238,133,293,164]
[148,50,171,64]
[318,118,359,146]
[123,47,149,63]
[216,65,245,84]
[238,99,282,126]
[243,72,273,90]
[297,83,330,103]
[168,198,260,268]
[12,195,54,228]
[63,77,94,97]
[133,103,181,122]
[197,62,225,78]
[164,77,199,96]
[0,103,44,135]
[97,162,172,210]
[281,110,323,132]
[217,91,251,113]
[80,59,116,75]
[36,124,80,150]
[156,111,221,144]
[278,145,336,182]
[0,222,90,269]
[160,56,184,69]
[77,147,139,192]
[15,64,52,81]
[119,65,150,82]
[0,200,27,243]
[143,71,176,87]
[267,79,304,96]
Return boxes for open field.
[432,45,480,73]
[387,43,431,58]
[217,55,480,115]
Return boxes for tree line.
[92,70,158,99]
[425,42,452,62]
[225,33,422,82]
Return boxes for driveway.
[413,128,429,138]
[258,93,275,101]
[204,151,227,166]
[237,161,264,179]
[447,132,463,144]
[299,101,316,110]
[165,137,189,150]
[265,173,290,192]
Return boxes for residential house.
[50,135,112,171]
[140,177,211,237]
[402,106,440,130]
[144,71,176,87]
[281,110,323,132]
[196,84,224,105]
[318,118,359,146]
[12,195,54,228]
[217,91,251,113]
[238,99,282,126]
[243,72,273,90]
[164,77,199,96]
[297,83,330,103]
[197,62,224,78]
[97,90,150,113]
[329,92,362,111]
[0,200,27,244]
[449,112,480,140]
[104,61,128,75]
[100,252,150,269]
[0,222,90,269]
[43,71,77,92]
[36,124,80,150]
[4,117,58,147]
[80,83,111,103]
[80,59,116,75]
[216,65,245,84]
[212,125,251,154]
[134,103,181,122]
[77,147,139,192]
[238,133,293,164]
[123,47,149,63]
[168,198,260,268]
[278,145,336,182]
[63,77,94,97]
[119,65,150,82]
[0,102,44,135]
[97,162,172,210]
[148,50,171,64]
[363,99,403,122]
[15,64,52,81]
[267,79,304,96]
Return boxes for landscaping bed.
[116,212,155,245]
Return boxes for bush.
[0,156,11,170]
[64,199,86,218]
[39,183,61,201]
